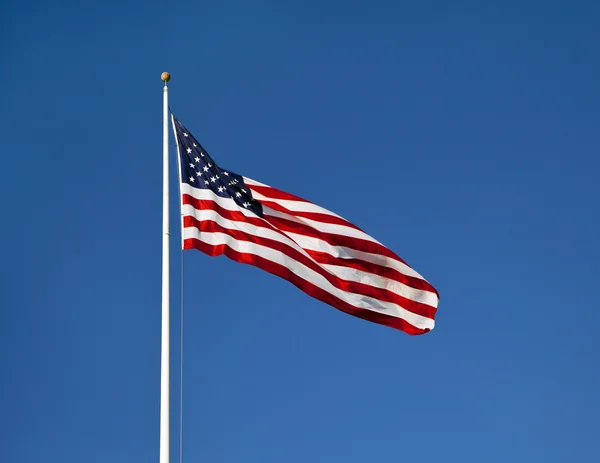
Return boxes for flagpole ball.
[161,72,171,82]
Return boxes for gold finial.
[161,72,171,83]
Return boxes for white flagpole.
[160,71,171,463]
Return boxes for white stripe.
[241,177,269,188]
[320,264,438,307]
[279,230,425,280]
[184,182,377,243]
[262,205,383,246]
[181,183,257,217]
[181,182,426,281]
[182,204,437,308]
[243,178,345,219]
[182,226,435,330]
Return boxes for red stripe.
[265,214,436,295]
[184,237,430,335]
[305,250,439,298]
[183,194,270,229]
[183,194,438,297]
[185,192,407,271]
[259,199,365,232]
[264,213,411,267]
[246,183,310,203]
[184,216,437,319]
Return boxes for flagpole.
[160,71,171,463]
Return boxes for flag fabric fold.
[172,115,439,335]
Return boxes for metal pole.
[160,71,171,463]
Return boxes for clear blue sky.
[1,1,599,461]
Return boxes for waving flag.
[172,116,439,335]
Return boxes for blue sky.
[1,1,599,461]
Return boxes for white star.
[208,163,212,168]
[189,163,195,168]
[235,192,242,198]
[210,176,216,182]
[218,186,225,193]
[215,175,219,180]
[183,132,189,137]
[241,188,247,194]
[196,171,202,177]
[194,157,200,162]
[186,148,192,154]
[189,176,194,182]
[203,166,209,172]
[200,152,205,157]
[193,143,197,147]
[204,180,209,185]
[223,172,229,176]
[242,202,249,208]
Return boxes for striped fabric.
[173,116,439,335]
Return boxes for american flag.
[172,116,439,335]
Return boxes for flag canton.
[173,118,263,217]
